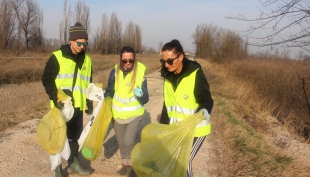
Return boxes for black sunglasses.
[120,59,134,64]
[75,41,88,47]
[160,54,180,65]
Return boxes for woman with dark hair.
[159,39,213,177]
[104,46,149,176]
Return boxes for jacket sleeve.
[104,69,115,98]
[41,54,59,101]
[136,76,149,105]
[195,69,213,114]
[159,102,170,124]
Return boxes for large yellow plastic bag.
[37,107,66,154]
[78,83,104,151]
[81,97,112,161]
[37,89,70,154]
[131,111,205,177]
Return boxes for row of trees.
[92,13,142,54]
[0,0,150,54]
[192,23,247,63]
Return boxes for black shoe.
[127,166,137,177]
[116,165,127,176]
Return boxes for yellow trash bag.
[81,97,112,161]
[131,111,205,177]
[37,89,70,154]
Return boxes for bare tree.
[227,0,310,51]
[28,6,43,48]
[0,0,16,49]
[192,23,217,59]
[92,13,109,54]
[122,20,142,52]
[59,0,72,44]
[11,0,42,50]
[122,20,135,48]
[107,12,122,54]
[134,24,141,53]
[192,23,245,63]
[73,1,90,33]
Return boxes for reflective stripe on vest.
[112,62,146,119]
[164,68,211,137]
[50,50,92,110]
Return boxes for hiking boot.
[116,165,127,176]
[67,142,91,176]
[127,166,137,177]
[55,165,65,177]
[67,157,91,176]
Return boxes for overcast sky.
[40,0,301,57]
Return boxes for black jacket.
[41,44,93,102]
[159,58,213,124]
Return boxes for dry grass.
[227,59,310,138]
[199,58,309,176]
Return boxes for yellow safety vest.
[164,68,211,137]
[50,50,92,110]
[112,62,146,119]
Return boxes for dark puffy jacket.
[159,58,213,124]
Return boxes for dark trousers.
[66,108,83,143]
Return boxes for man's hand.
[85,99,93,115]
[133,87,143,97]
[53,96,64,109]
[200,108,210,124]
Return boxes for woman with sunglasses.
[104,46,149,177]
[159,39,213,177]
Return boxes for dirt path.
[0,71,223,177]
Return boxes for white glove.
[61,98,74,122]
[133,87,143,97]
[201,108,210,124]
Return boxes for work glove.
[201,108,211,124]
[53,95,64,109]
[85,99,93,115]
[133,87,143,97]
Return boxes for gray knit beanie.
[69,22,88,40]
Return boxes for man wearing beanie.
[42,22,93,177]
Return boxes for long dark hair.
[160,39,185,72]
[161,39,185,56]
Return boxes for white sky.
[40,0,303,57]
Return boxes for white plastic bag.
[60,98,74,122]
[60,137,70,160]
[50,154,61,171]
[86,83,104,102]
[50,137,71,171]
